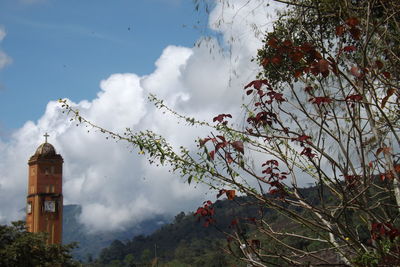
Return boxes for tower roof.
[28,133,63,163]
[34,142,56,157]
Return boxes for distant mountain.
[62,205,169,261]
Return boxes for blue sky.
[0,0,208,132]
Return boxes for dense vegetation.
[0,221,78,267]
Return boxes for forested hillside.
[89,186,341,266]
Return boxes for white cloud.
[0,1,282,231]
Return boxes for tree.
[61,0,400,265]
[0,221,78,267]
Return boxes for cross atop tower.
[44,132,49,143]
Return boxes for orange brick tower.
[26,133,63,244]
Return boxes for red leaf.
[343,45,357,52]
[350,66,362,78]
[369,161,373,168]
[215,142,226,151]
[381,72,391,79]
[345,94,363,102]
[225,152,233,164]
[213,114,232,122]
[199,138,212,146]
[300,42,313,52]
[244,80,268,89]
[263,160,279,166]
[261,57,269,66]
[349,28,361,40]
[304,86,313,93]
[292,135,311,142]
[309,97,332,105]
[231,141,244,154]
[291,51,304,62]
[346,17,359,27]
[267,37,279,48]
[375,60,384,69]
[376,147,391,156]
[271,56,282,65]
[226,190,236,200]
[209,150,215,160]
[216,135,226,142]
[318,59,329,73]
[282,40,292,47]
[395,164,400,173]
[294,69,303,77]
[300,147,316,159]
[246,89,253,95]
[336,25,345,36]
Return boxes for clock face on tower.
[44,200,56,212]
[27,202,32,214]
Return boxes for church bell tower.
[26,133,63,244]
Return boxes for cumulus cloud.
[0,1,281,231]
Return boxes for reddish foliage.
[213,113,232,123]
[291,51,304,62]
[194,201,216,227]
[318,59,330,73]
[267,91,285,103]
[336,25,345,36]
[300,42,314,53]
[267,37,279,48]
[381,88,396,108]
[231,141,244,154]
[343,45,357,52]
[230,218,238,226]
[271,56,282,65]
[375,60,384,69]
[350,66,362,78]
[309,97,332,105]
[345,94,363,102]
[304,86,313,93]
[217,189,236,200]
[263,160,279,167]
[226,190,236,200]
[382,72,391,79]
[346,17,359,27]
[371,222,400,241]
[344,175,360,188]
[244,79,269,90]
[209,150,215,160]
[292,135,311,142]
[247,111,277,127]
[261,57,269,66]
[294,69,303,77]
[376,147,391,156]
[300,147,316,159]
[199,137,216,146]
[225,152,234,164]
[349,28,361,40]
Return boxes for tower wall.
[26,142,63,245]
